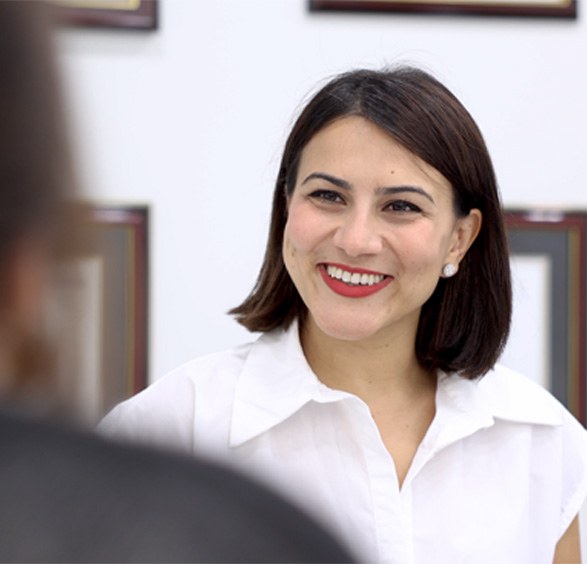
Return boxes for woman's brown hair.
[230,67,511,379]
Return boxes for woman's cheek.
[285,206,323,252]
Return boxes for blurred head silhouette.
[0,1,77,405]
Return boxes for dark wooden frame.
[310,0,576,19]
[54,0,157,30]
[505,210,586,424]
[81,204,149,418]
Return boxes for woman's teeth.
[326,265,385,286]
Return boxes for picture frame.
[502,210,586,424]
[309,0,576,19]
[52,0,157,30]
[52,204,149,423]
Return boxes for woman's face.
[283,116,480,345]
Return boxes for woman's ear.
[445,209,482,267]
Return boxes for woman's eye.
[385,200,422,213]
[309,190,344,204]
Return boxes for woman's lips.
[318,263,392,298]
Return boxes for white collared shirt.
[100,323,587,563]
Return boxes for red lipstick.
[319,264,392,298]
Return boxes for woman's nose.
[332,211,383,256]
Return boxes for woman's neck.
[300,316,438,488]
[300,316,434,405]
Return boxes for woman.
[101,67,587,563]
[0,4,354,562]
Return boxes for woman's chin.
[311,316,384,343]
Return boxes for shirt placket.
[349,398,415,564]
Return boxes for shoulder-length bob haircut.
[230,66,512,379]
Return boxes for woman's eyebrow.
[378,185,435,204]
[301,172,352,190]
[301,173,435,204]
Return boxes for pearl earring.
[442,263,457,278]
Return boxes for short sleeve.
[558,408,587,538]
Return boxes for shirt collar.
[229,321,349,447]
[428,364,563,452]
[230,322,563,447]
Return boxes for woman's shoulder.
[163,339,257,386]
[478,364,569,424]
[121,339,257,409]
[97,337,262,451]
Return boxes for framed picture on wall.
[50,204,149,424]
[52,0,158,30]
[309,0,576,18]
[501,210,586,424]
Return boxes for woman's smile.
[319,263,393,298]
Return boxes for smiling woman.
[100,66,587,564]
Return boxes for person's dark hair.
[0,2,74,262]
[0,2,77,397]
[230,66,512,379]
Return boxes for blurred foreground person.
[0,3,354,562]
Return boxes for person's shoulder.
[478,364,570,426]
[0,409,355,563]
[163,338,256,386]
[117,338,257,406]
[97,336,261,448]
[480,363,554,395]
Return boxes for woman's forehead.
[297,116,454,198]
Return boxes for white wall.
[55,0,587,380]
